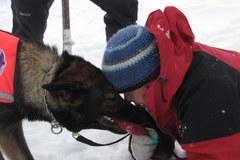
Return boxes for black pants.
[11,0,138,42]
[11,0,54,43]
[90,0,138,41]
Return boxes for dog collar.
[43,64,63,134]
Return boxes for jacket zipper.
[159,77,167,102]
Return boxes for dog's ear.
[42,81,86,94]
[62,50,70,57]
[62,50,74,63]
[42,82,87,108]
[42,82,71,99]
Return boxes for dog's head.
[42,51,175,158]
[42,51,156,133]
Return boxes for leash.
[62,0,74,54]
[72,132,130,146]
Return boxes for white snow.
[1,0,240,159]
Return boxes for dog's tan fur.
[18,42,61,112]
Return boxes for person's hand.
[115,118,158,159]
[130,128,158,160]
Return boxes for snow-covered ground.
[1,0,240,159]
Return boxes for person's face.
[123,85,147,105]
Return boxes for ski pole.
[62,0,74,54]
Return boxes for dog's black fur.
[0,39,174,159]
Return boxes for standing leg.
[0,122,33,160]
[0,151,4,160]
[90,0,138,41]
[11,0,54,43]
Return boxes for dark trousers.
[11,0,54,43]
[90,0,138,41]
[11,0,138,42]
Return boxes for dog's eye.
[51,90,67,97]
[60,91,67,97]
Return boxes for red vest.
[0,30,20,103]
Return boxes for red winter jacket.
[141,6,240,159]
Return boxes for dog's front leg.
[0,121,34,160]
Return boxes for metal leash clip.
[72,132,80,139]
[51,120,63,134]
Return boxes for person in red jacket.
[102,6,240,160]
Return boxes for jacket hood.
[143,6,195,137]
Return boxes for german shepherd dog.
[0,38,174,159]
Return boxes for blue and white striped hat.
[102,25,160,93]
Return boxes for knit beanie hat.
[102,25,160,93]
